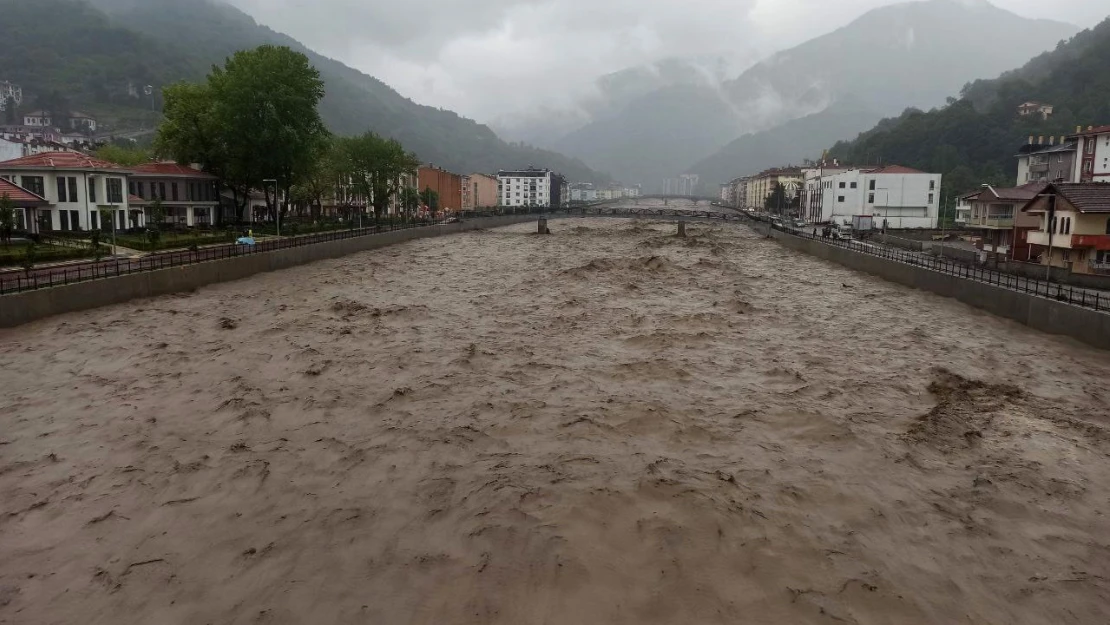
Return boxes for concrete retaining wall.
[1,216,534,328]
[765,228,1110,350]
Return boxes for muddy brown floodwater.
[2,218,1110,624]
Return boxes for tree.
[400,187,421,217]
[764,183,798,212]
[337,132,420,220]
[146,199,165,247]
[95,144,152,167]
[290,136,342,220]
[421,187,440,215]
[2,97,16,125]
[0,194,15,246]
[158,45,328,225]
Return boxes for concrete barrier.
[0,216,534,328]
[765,228,1110,350]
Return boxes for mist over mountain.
[546,0,1077,191]
[2,0,610,183]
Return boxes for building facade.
[747,168,802,212]
[0,177,47,230]
[663,174,700,197]
[1071,125,1110,183]
[129,162,220,227]
[418,165,463,213]
[800,165,849,223]
[817,165,941,229]
[462,173,500,211]
[0,81,22,111]
[1023,183,1110,274]
[0,151,135,233]
[498,167,564,208]
[1015,136,1076,185]
[960,183,1043,260]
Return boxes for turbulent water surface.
[2,218,1110,624]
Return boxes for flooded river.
[2,218,1109,624]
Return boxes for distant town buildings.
[1017,101,1054,119]
[746,167,802,211]
[498,167,565,208]
[0,81,22,111]
[663,174,700,197]
[21,110,98,133]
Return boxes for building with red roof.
[129,162,221,227]
[1023,182,1110,274]
[0,151,136,233]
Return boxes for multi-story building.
[817,165,941,229]
[1023,182,1110,274]
[0,151,135,233]
[746,167,802,212]
[800,164,850,223]
[462,173,500,211]
[1015,136,1076,185]
[0,176,47,230]
[569,182,597,203]
[418,165,463,213]
[960,183,1044,260]
[20,110,98,133]
[1017,102,1054,119]
[663,174,700,197]
[498,167,564,208]
[129,162,221,227]
[0,81,22,111]
[1071,125,1110,183]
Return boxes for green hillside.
[827,17,1110,200]
[0,0,608,182]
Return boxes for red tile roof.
[0,177,48,206]
[866,165,927,175]
[131,162,217,178]
[0,151,131,171]
[968,182,1046,202]
[128,194,144,204]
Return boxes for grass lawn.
[0,242,100,267]
[113,231,236,252]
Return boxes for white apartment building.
[498,167,564,207]
[0,151,136,233]
[0,81,22,111]
[1072,125,1110,183]
[817,165,941,229]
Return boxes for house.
[0,138,20,162]
[462,173,500,211]
[1017,102,1054,119]
[0,176,48,231]
[1015,136,1076,185]
[498,167,565,208]
[129,162,220,227]
[419,165,464,213]
[960,183,1044,261]
[68,111,98,133]
[1070,125,1110,183]
[816,165,941,229]
[0,81,22,110]
[0,151,135,233]
[22,110,52,128]
[1023,183,1110,274]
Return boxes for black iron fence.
[744,214,1110,314]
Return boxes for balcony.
[1071,234,1110,250]
[965,216,1014,229]
[1027,231,1073,248]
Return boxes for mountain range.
[541,0,1078,190]
[0,0,610,183]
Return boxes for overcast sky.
[227,0,1108,123]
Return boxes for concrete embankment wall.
[752,223,1110,350]
[1,216,534,328]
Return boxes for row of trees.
[157,45,427,225]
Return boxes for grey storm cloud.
[227,0,1109,122]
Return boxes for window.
[128,181,135,197]
[1087,141,1096,154]
[930,180,936,191]
[172,182,179,201]
[869,180,876,191]
[1065,217,1072,235]
[107,178,123,203]
[57,177,67,202]
[68,177,78,203]
[1050,216,1057,233]
[89,177,96,203]
[838,196,845,203]
[850,182,857,189]
[159,182,166,200]
[70,210,79,231]
[928,193,935,204]
[868,193,875,204]
[1085,162,1093,173]
[1105,218,1110,235]
[839,182,846,189]
[60,210,69,230]
[1062,249,1071,262]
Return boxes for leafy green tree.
[290,136,342,220]
[146,199,165,247]
[95,144,152,167]
[21,242,36,276]
[336,132,420,219]
[158,45,328,225]
[420,187,440,214]
[400,187,421,216]
[764,183,798,212]
[0,194,15,246]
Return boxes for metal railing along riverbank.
[747,215,1110,314]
